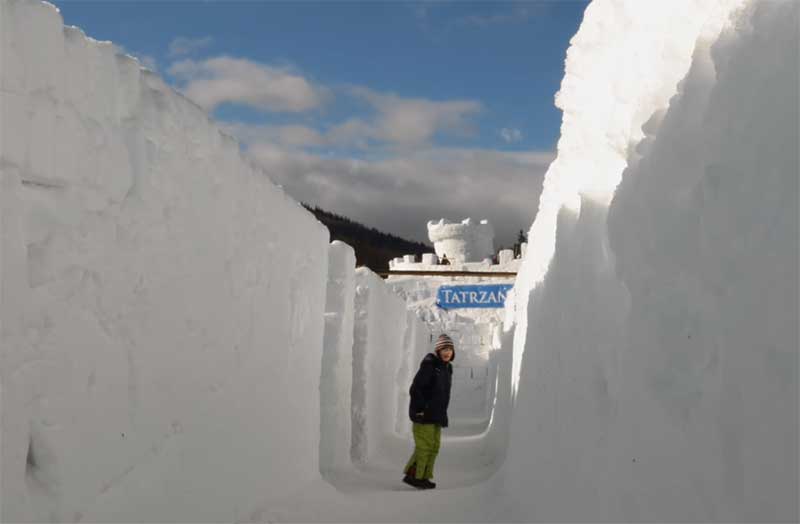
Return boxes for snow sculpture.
[497,249,514,266]
[421,253,438,265]
[426,218,494,264]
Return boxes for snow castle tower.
[427,218,495,264]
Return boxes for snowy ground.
[260,437,499,524]
[254,360,513,524]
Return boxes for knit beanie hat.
[435,333,455,361]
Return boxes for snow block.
[393,309,431,436]
[350,268,422,464]
[319,241,356,478]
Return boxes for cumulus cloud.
[223,85,483,150]
[326,118,375,149]
[501,127,523,143]
[168,56,328,113]
[168,36,214,57]
[242,139,553,246]
[207,65,537,244]
[349,87,482,146]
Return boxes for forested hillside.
[304,205,432,272]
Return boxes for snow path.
[334,425,499,493]
[245,344,512,522]
[257,425,505,523]
[253,347,515,523]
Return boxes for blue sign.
[436,284,513,309]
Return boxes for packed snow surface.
[1,0,797,522]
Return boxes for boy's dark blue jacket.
[409,352,453,428]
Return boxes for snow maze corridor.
[314,252,516,507]
[2,0,797,522]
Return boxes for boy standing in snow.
[403,333,454,489]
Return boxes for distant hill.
[303,204,432,272]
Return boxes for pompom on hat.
[434,333,455,361]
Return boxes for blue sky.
[54,1,587,246]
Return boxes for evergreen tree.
[301,203,431,272]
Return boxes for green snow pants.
[404,423,441,480]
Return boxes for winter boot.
[402,475,425,489]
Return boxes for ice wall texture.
[502,0,798,521]
[0,1,329,522]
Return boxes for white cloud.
[223,85,483,150]
[326,118,375,149]
[211,73,538,244]
[243,140,553,245]
[168,56,328,113]
[501,127,523,143]
[168,36,214,57]
[343,87,482,147]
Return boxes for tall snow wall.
[393,309,431,436]
[350,268,428,465]
[319,241,355,478]
[0,1,330,522]
[501,0,798,521]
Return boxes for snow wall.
[318,244,431,473]
[319,241,356,478]
[0,2,428,521]
[0,1,331,521]
[350,268,429,464]
[394,309,432,436]
[500,0,798,521]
